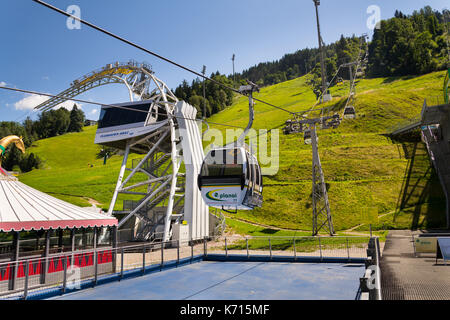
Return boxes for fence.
[0,235,375,300]
[205,235,370,260]
[0,236,206,300]
[357,237,382,300]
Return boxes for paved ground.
[51,261,365,300]
[380,230,450,300]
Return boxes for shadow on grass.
[393,141,447,229]
[260,228,278,235]
[381,75,417,84]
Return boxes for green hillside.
[19,70,448,233]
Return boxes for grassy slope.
[206,70,447,231]
[19,126,143,208]
[19,71,448,233]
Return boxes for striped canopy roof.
[0,175,117,232]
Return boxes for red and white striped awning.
[0,176,117,232]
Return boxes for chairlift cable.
[0,85,246,130]
[32,0,296,116]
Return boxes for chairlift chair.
[303,129,318,145]
[283,120,292,134]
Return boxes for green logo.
[206,189,238,201]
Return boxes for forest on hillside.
[1,6,449,174]
[174,6,449,116]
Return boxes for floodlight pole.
[313,0,327,102]
[232,54,236,86]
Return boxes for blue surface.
[438,238,450,261]
[51,261,364,300]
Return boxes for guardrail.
[204,235,371,261]
[0,235,376,300]
[357,237,382,300]
[0,237,205,300]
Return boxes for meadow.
[19,70,449,234]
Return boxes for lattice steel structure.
[35,60,156,112]
[292,115,339,235]
[34,61,209,242]
[310,125,334,236]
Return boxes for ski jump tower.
[35,61,209,242]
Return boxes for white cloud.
[0,81,6,86]
[14,94,49,110]
[14,94,82,111]
[90,108,98,115]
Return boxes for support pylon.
[310,126,334,236]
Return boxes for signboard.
[415,237,438,254]
[436,238,450,265]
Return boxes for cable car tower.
[34,61,209,242]
[302,115,339,235]
[283,110,340,235]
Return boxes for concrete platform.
[50,261,365,300]
[380,230,450,300]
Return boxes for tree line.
[174,72,234,118]
[174,6,449,113]
[368,7,449,77]
[0,106,85,172]
[2,6,448,174]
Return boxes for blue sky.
[0,0,448,122]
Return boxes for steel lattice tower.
[310,126,334,235]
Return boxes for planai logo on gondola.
[205,189,238,202]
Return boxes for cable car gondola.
[304,129,312,145]
[198,146,263,210]
[343,105,356,119]
[303,129,319,145]
[197,82,263,211]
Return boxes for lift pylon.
[288,114,339,236]
[310,125,334,236]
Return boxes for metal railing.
[0,235,376,300]
[0,237,207,300]
[205,235,371,260]
[357,237,382,300]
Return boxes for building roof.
[0,176,117,232]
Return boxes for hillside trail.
[46,191,102,208]
[223,210,399,238]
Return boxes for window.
[98,103,151,129]
[254,164,261,188]
[201,163,243,177]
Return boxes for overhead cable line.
[0,85,246,130]
[32,0,296,116]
